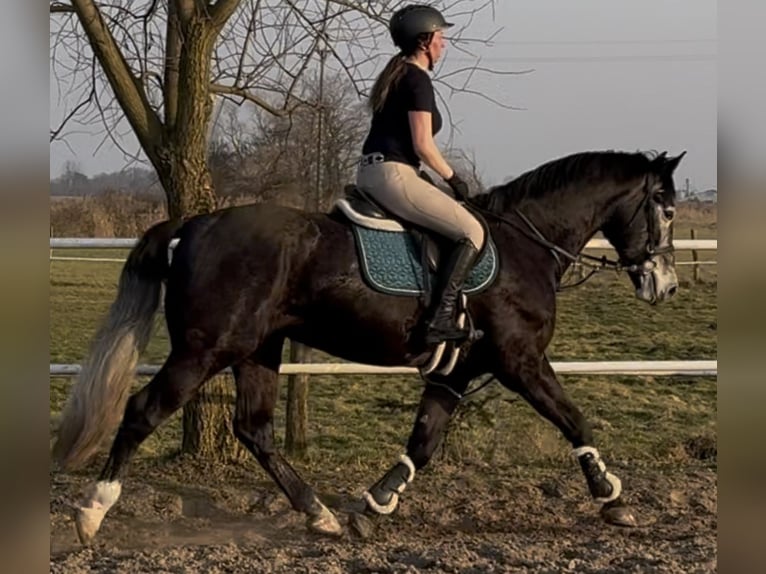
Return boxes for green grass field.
[49,213,717,476]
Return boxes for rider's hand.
[446,172,471,201]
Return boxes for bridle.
[466,176,674,290]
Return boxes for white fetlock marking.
[91,481,122,508]
[76,481,121,542]
[398,454,416,484]
[362,490,399,515]
[572,447,622,503]
[81,480,121,516]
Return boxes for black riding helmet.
[389,4,454,53]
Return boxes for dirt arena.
[50,457,716,573]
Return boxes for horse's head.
[602,151,685,305]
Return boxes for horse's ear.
[664,150,686,174]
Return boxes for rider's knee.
[463,219,485,251]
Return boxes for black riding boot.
[425,239,480,345]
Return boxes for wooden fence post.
[285,341,309,457]
[690,229,700,283]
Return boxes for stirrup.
[424,324,470,346]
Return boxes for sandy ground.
[50,457,716,573]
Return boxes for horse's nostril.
[668,286,678,297]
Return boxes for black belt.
[359,153,386,167]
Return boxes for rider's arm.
[409,110,455,182]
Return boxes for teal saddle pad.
[351,226,498,297]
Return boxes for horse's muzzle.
[635,255,678,305]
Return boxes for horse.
[52,149,684,543]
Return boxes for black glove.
[446,172,470,201]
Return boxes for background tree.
[209,74,367,209]
[50,0,509,463]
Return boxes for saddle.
[334,185,497,293]
[331,185,499,377]
[336,185,442,268]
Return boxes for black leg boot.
[424,239,480,345]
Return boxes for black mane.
[474,150,657,212]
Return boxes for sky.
[49,0,717,192]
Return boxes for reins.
[463,178,669,290]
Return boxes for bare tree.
[50,0,513,463]
[209,74,366,208]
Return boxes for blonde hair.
[368,53,408,113]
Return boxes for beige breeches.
[356,159,485,250]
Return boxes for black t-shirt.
[362,62,443,167]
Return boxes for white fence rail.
[50,237,717,380]
[50,360,717,378]
[49,238,719,251]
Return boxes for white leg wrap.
[75,481,121,543]
[362,455,416,515]
[362,490,399,515]
[398,454,416,484]
[572,446,622,503]
[597,472,622,504]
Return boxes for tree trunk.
[159,17,218,219]
[181,375,248,462]
[162,14,245,462]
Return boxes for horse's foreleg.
[363,384,461,515]
[232,342,342,537]
[497,355,637,527]
[76,351,216,544]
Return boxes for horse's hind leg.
[231,338,342,537]
[496,355,637,527]
[75,350,220,543]
[363,382,462,515]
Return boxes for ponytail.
[369,53,408,113]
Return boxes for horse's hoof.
[600,503,638,527]
[307,505,343,537]
[348,512,375,539]
[74,506,105,544]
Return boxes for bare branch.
[437,64,532,82]
[69,0,164,156]
[209,83,290,116]
[326,0,386,24]
[50,2,75,14]
[51,85,96,142]
[164,0,181,127]
[209,0,243,30]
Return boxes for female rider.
[356,4,486,346]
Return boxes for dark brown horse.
[53,150,684,542]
